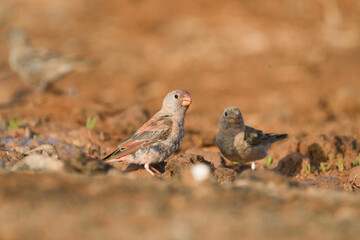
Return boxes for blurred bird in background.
[7,29,93,93]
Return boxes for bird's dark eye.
[174,95,178,98]
[224,112,228,116]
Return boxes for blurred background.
[1,0,360,139]
[1,1,360,240]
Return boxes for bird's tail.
[269,134,288,143]
[101,148,128,164]
[103,158,123,164]
[101,148,121,161]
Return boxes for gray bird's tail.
[269,134,288,143]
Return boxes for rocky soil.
[1,0,360,239]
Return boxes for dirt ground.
[1,0,360,239]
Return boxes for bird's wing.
[102,115,173,161]
[32,47,63,60]
[244,126,267,146]
[16,47,63,70]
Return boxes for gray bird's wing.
[244,126,268,146]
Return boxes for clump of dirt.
[299,135,359,169]
[64,153,109,175]
[275,152,311,177]
[347,166,360,191]
[213,167,238,184]
[163,153,215,179]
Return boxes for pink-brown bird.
[102,90,192,176]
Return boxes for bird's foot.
[144,163,162,177]
[144,163,154,176]
[251,161,256,170]
[149,165,162,175]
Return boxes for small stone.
[12,154,64,172]
[251,162,256,170]
[191,164,210,182]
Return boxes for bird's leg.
[149,165,162,175]
[144,163,155,176]
[233,163,242,172]
[251,161,256,170]
[35,82,49,93]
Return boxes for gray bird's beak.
[229,118,238,124]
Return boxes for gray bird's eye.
[174,95,178,99]
[224,112,228,116]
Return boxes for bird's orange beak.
[229,118,238,124]
[181,96,192,106]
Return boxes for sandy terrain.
[0,0,360,239]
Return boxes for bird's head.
[219,106,244,130]
[162,89,192,116]
[7,29,30,47]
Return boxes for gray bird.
[7,29,92,91]
[216,106,287,164]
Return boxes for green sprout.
[265,156,273,166]
[338,158,344,171]
[86,117,98,130]
[320,163,331,173]
[351,161,357,168]
[358,156,360,166]
[7,117,26,130]
[74,140,82,148]
[88,146,92,154]
[305,164,311,173]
